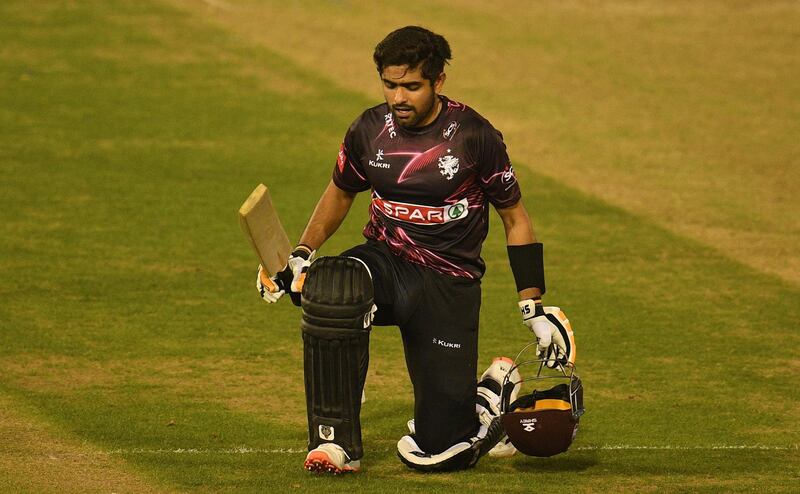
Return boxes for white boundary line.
[574,444,799,451]
[50,444,795,456]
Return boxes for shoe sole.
[304,451,358,475]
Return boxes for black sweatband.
[507,243,545,294]
[292,244,313,260]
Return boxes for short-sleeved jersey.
[333,96,521,279]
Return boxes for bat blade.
[238,184,291,276]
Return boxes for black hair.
[373,26,452,84]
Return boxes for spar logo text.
[372,197,469,224]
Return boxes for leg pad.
[302,257,373,460]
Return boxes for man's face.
[380,64,446,128]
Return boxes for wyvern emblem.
[438,151,460,180]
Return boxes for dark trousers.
[341,241,481,454]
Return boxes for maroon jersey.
[332,96,521,279]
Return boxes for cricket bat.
[238,184,291,276]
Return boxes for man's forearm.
[496,201,544,300]
[498,201,536,244]
[505,213,541,300]
[298,180,358,250]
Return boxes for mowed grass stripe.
[0,391,176,494]
[168,0,800,285]
[1,1,798,492]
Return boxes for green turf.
[1,1,798,492]
[173,0,800,285]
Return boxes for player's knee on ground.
[302,256,374,461]
[406,340,479,455]
[412,386,478,454]
[397,414,504,472]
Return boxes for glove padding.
[519,300,575,368]
[256,247,315,304]
[257,264,284,303]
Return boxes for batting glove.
[519,299,567,363]
[256,264,286,303]
[256,246,315,304]
[287,246,314,293]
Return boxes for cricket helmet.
[500,340,585,457]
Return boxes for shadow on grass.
[509,451,598,473]
[515,448,800,478]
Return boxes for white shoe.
[489,436,517,458]
[304,443,360,474]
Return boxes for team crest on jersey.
[438,151,460,180]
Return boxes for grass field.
[1,1,798,492]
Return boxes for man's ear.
[434,72,446,94]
